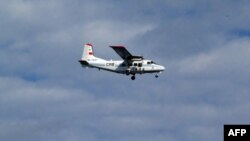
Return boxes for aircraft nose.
[160,66,165,71]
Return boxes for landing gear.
[126,70,130,76]
[131,75,135,80]
[155,74,159,78]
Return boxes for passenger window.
[138,63,142,67]
[134,63,137,66]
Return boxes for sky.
[0,0,250,141]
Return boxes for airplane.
[79,43,165,80]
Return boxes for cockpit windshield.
[147,60,157,64]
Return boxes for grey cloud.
[177,38,250,82]
[0,76,226,141]
[132,0,250,62]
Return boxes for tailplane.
[81,43,95,60]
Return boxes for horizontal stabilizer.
[79,60,89,66]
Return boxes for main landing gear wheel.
[155,74,159,78]
[131,75,135,80]
[126,71,130,76]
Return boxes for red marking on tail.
[86,43,93,46]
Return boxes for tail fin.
[81,43,95,60]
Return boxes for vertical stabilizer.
[82,43,95,60]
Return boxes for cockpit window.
[147,61,157,65]
[151,61,157,64]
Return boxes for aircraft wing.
[110,46,143,60]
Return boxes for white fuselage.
[81,57,165,75]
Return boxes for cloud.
[83,21,154,44]
[177,38,250,80]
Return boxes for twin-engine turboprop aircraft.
[79,43,165,80]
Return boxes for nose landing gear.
[155,74,159,78]
[131,75,135,80]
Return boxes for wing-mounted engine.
[125,59,145,75]
[128,55,144,61]
[110,45,154,76]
